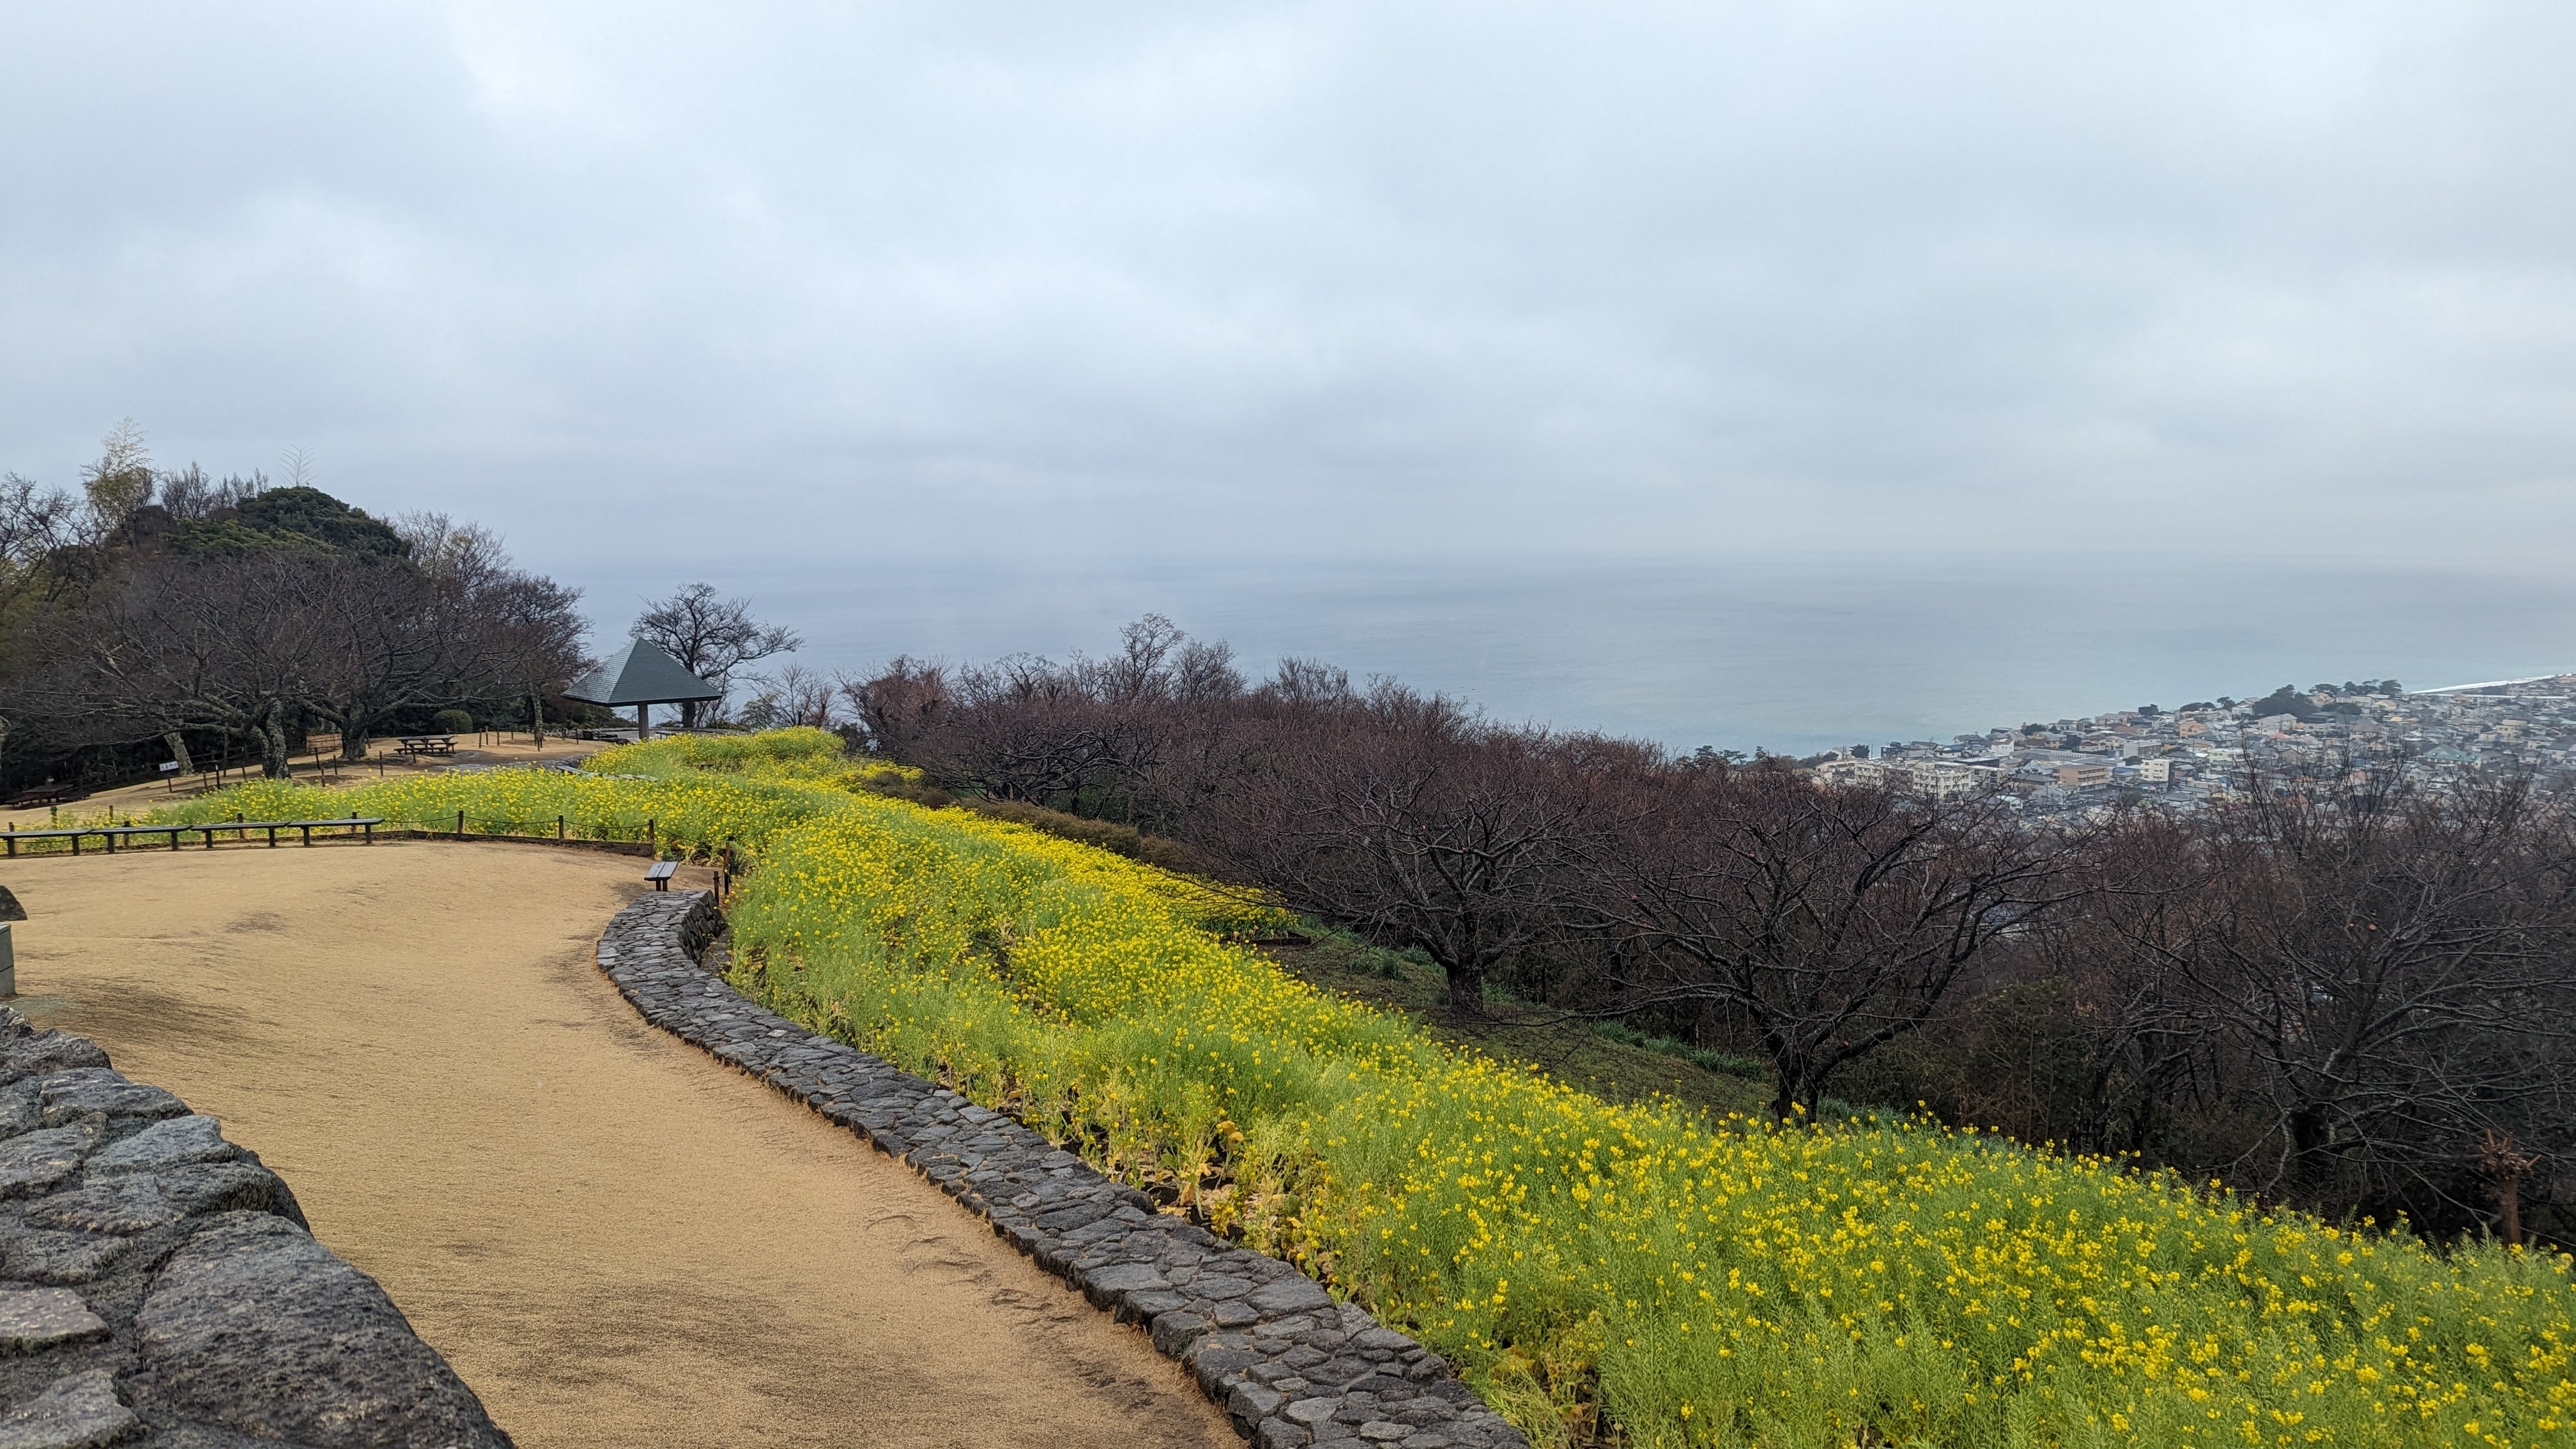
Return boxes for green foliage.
[430,709,473,735]
[2246,684,2322,721]
[169,486,406,557]
[963,795,1210,875]
[1587,1018,1765,1079]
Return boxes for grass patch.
[1262,921,1773,1121]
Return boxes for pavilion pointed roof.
[563,639,724,707]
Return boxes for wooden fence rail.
[1,818,386,857]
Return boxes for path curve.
[0,840,1235,1448]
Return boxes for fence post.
[456,809,464,839]
[646,818,656,857]
[556,815,564,841]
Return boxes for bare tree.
[846,617,1246,828]
[2164,774,2576,1220]
[0,475,76,614]
[633,583,800,727]
[842,656,951,760]
[1949,808,2230,1158]
[1196,686,1618,1011]
[10,517,585,774]
[740,664,839,730]
[17,552,332,778]
[1597,769,2078,1119]
[295,516,585,758]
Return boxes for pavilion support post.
[636,703,650,741]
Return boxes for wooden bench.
[6,786,84,809]
[393,737,457,758]
[645,860,679,892]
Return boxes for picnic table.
[6,786,85,809]
[393,736,457,758]
[0,817,385,857]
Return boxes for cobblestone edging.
[599,891,1529,1449]
[0,1012,509,1448]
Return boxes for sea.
[566,551,2576,758]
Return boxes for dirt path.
[0,841,1234,1448]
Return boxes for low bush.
[961,796,1210,876]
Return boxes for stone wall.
[599,890,1529,1449]
[0,1011,509,1448]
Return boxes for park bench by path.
[0,817,386,857]
[393,736,457,758]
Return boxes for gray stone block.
[1119,1288,1186,1322]
[0,1038,109,1087]
[85,1118,231,1176]
[1285,1397,1343,1425]
[1248,1276,1334,1314]
[1149,1310,1211,1356]
[134,1213,509,1448]
[24,1181,178,1236]
[1211,1299,1263,1328]
[1227,1382,1284,1421]
[1078,1261,1169,1308]
[0,1368,137,1448]
[0,1232,123,1287]
[0,1289,107,1354]
[151,1163,288,1220]
[0,1132,89,1201]
[34,1073,183,1128]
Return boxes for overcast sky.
[5,3,2574,675]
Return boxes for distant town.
[1806,673,2576,815]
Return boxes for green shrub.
[962,796,1211,875]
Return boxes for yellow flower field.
[161,730,2576,1447]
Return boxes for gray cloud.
[4,1,2573,586]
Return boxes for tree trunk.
[530,687,546,747]
[1768,1046,1823,1121]
[2483,1131,2536,1248]
[261,703,292,780]
[162,732,194,775]
[341,727,369,762]
[1440,959,1487,1013]
[1770,1077,1811,1122]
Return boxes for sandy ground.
[0,840,1234,1448]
